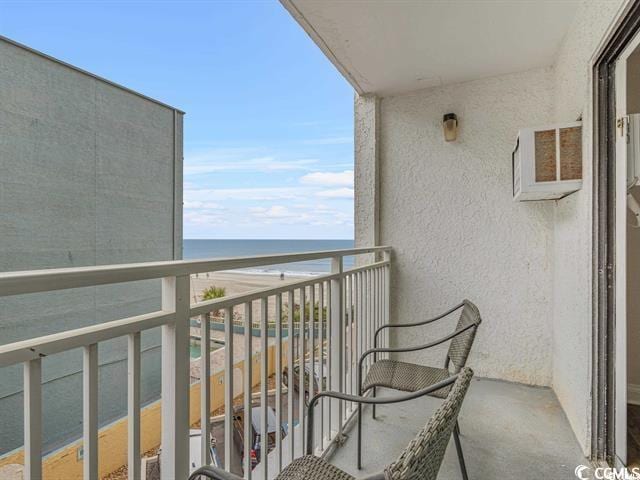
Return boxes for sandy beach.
[189,270,330,319]
[189,270,309,303]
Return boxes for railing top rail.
[0,310,174,367]
[0,246,391,297]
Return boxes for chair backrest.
[383,368,474,480]
[446,300,481,372]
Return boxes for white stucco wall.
[550,0,625,455]
[376,67,556,386]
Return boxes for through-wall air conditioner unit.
[512,122,582,201]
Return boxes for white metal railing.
[0,246,391,480]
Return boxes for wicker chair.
[358,300,481,479]
[188,368,474,480]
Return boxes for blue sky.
[0,0,355,239]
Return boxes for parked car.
[232,405,286,472]
[282,360,327,404]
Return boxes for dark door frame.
[593,0,640,464]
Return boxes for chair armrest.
[305,374,459,455]
[188,465,244,480]
[373,301,466,348]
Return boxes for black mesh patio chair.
[358,300,481,479]
[188,368,473,480]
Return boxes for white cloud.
[316,188,354,199]
[248,203,354,226]
[183,210,227,226]
[250,205,296,218]
[185,187,307,202]
[300,170,353,187]
[184,153,317,175]
[183,201,222,210]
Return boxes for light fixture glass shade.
[443,113,458,142]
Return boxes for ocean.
[183,239,355,275]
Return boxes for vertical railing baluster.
[376,269,380,350]
[318,281,325,449]
[384,251,391,355]
[344,274,350,416]
[309,283,316,434]
[375,269,380,362]
[83,343,98,480]
[224,306,234,473]
[128,332,141,480]
[363,270,368,370]
[379,268,383,344]
[325,281,332,443]
[161,275,190,480]
[378,268,383,356]
[307,285,318,448]
[298,287,306,455]
[367,269,372,370]
[352,273,358,405]
[243,302,253,480]
[260,297,268,480]
[275,293,283,473]
[379,268,384,353]
[374,269,379,356]
[24,358,42,480]
[286,290,295,463]
[357,271,363,386]
[200,313,211,467]
[350,274,356,411]
[330,257,343,436]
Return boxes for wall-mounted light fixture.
[443,113,458,142]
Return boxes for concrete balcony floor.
[327,378,586,479]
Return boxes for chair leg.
[453,422,469,480]
[357,403,363,469]
[372,387,376,419]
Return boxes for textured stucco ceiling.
[281,0,580,96]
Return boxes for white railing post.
[128,332,141,480]
[83,343,98,480]
[224,306,235,473]
[275,293,283,472]
[243,302,253,480]
[286,290,295,463]
[260,298,269,480]
[161,275,190,480]
[200,312,212,467]
[24,358,42,480]
[329,256,343,437]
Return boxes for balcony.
[0,246,589,480]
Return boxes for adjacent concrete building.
[0,36,183,455]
